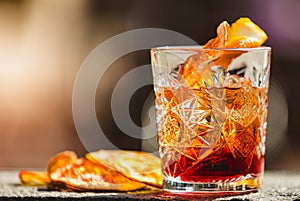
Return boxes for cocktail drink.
[150,18,271,192]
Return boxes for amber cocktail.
[151,46,271,192]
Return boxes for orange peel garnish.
[204,21,231,48]
[205,17,268,49]
[179,17,268,89]
[228,17,268,47]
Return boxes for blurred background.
[0,0,299,170]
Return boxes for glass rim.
[151,45,271,52]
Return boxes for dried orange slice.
[48,151,146,191]
[19,170,50,186]
[114,153,162,187]
[86,149,120,169]
[86,150,162,187]
[47,151,77,176]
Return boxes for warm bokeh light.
[0,0,88,167]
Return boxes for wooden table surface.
[0,170,299,201]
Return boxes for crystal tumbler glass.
[151,46,271,193]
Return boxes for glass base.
[163,176,262,193]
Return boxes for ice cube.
[178,51,222,89]
[224,74,244,88]
[228,80,259,127]
[227,50,270,88]
[155,73,181,89]
[211,65,226,87]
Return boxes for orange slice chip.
[47,151,78,177]
[86,150,162,187]
[48,151,146,191]
[19,170,50,186]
